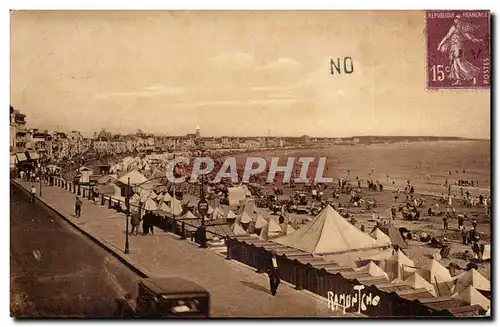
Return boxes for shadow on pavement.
[240,281,270,295]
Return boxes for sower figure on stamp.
[437,14,483,86]
[267,250,281,296]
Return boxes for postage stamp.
[426,10,490,89]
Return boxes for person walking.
[267,251,281,296]
[30,185,36,203]
[75,196,82,218]
[442,215,449,230]
[458,214,464,231]
[130,212,141,236]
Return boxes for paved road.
[14,179,348,317]
[10,184,141,317]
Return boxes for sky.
[10,10,490,138]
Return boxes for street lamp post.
[197,149,208,248]
[38,162,42,197]
[125,177,130,254]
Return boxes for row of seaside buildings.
[10,106,362,163]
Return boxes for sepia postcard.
[10,10,491,318]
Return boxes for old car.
[134,277,210,318]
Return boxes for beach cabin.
[78,166,94,184]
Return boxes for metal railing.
[50,176,226,241]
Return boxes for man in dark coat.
[267,251,281,296]
[142,211,155,235]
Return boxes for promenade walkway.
[13,179,354,318]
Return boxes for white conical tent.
[429,259,453,283]
[139,189,152,203]
[355,261,389,279]
[452,285,490,310]
[163,193,173,202]
[226,210,236,219]
[481,244,491,260]
[232,223,248,236]
[268,218,281,234]
[404,272,437,297]
[238,198,258,216]
[158,201,171,212]
[170,197,184,216]
[255,215,267,229]
[143,197,158,211]
[182,210,197,219]
[272,205,378,254]
[386,250,416,280]
[285,225,296,235]
[452,269,490,295]
[210,207,224,220]
[130,193,141,202]
[370,228,392,246]
[119,169,148,185]
[129,194,141,211]
[239,212,254,224]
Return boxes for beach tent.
[267,218,282,234]
[130,193,141,203]
[232,223,248,236]
[284,224,296,235]
[129,193,141,211]
[169,197,184,216]
[119,169,148,185]
[226,210,237,219]
[481,244,491,261]
[158,201,171,212]
[355,261,389,279]
[452,269,490,295]
[143,197,158,211]
[404,272,437,297]
[272,205,378,255]
[210,207,224,220]
[385,250,416,280]
[254,215,267,229]
[429,259,453,284]
[452,285,490,310]
[239,212,254,224]
[162,193,173,202]
[237,199,258,216]
[370,228,392,247]
[139,189,152,203]
[235,199,258,224]
[181,211,197,219]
